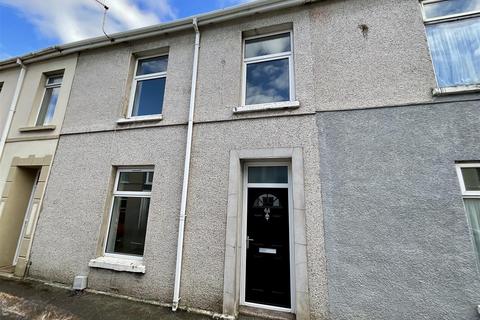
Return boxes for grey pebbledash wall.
[317,99,480,320]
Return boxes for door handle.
[246,236,254,249]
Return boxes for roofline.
[0,0,316,70]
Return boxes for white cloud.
[0,0,177,44]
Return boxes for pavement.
[0,277,254,320]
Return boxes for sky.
[0,0,251,61]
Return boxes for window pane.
[464,198,480,265]
[117,171,153,192]
[136,56,168,76]
[106,197,150,256]
[462,168,480,191]
[248,166,288,183]
[245,33,291,58]
[245,58,290,105]
[47,75,63,85]
[424,0,480,20]
[426,18,480,87]
[36,86,60,126]
[132,77,166,116]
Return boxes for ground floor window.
[456,164,480,265]
[105,168,153,257]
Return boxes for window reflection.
[118,171,153,192]
[245,33,291,58]
[132,77,166,116]
[424,0,480,20]
[426,18,480,87]
[136,56,168,76]
[246,58,290,105]
[36,74,63,126]
[36,87,60,125]
[106,197,150,256]
[462,168,480,191]
[248,166,288,184]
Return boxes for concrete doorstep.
[0,277,235,320]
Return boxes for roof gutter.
[0,0,315,71]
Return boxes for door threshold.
[0,265,15,274]
[239,305,295,320]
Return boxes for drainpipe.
[172,17,200,312]
[0,59,26,160]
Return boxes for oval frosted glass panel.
[462,168,480,191]
[424,0,480,20]
[136,56,168,76]
[117,171,153,192]
[132,77,166,116]
[426,18,480,87]
[245,33,291,58]
[245,58,290,105]
[248,166,288,184]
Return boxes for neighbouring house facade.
[0,55,78,277]
[0,0,479,319]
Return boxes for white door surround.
[222,148,310,319]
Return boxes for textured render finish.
[7,54,78,139]
[0,67,20,137]
[29,126,186,302]
[317,100,480,320]
[179,116,328,318]
[61,32,194,134]
[58,0,439,135]
[310,0,436,111]
[195,7,317,123]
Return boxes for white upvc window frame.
[126,54,168,121]
[456,163,480,197]
[420,0,480,93]
[421,0,480,24]
[241,30,295,108]
[35,74,63,126]
[103,167,154,261]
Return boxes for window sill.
[88,256,145,274]
[432,85,480,96]
[233,101,300,114]
[18,125,56,132]
[116,115,163,124]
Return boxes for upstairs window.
[128,55,168,118]
[243,31,294,106]
[456,164,480,267]
[105,168,154,258]
[36,74,63,126]
[421,0,480,87]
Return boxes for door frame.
[13,170,40,266]
[240,161,295,313]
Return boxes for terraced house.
[0,54,77,277]
[0,0,479,319]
